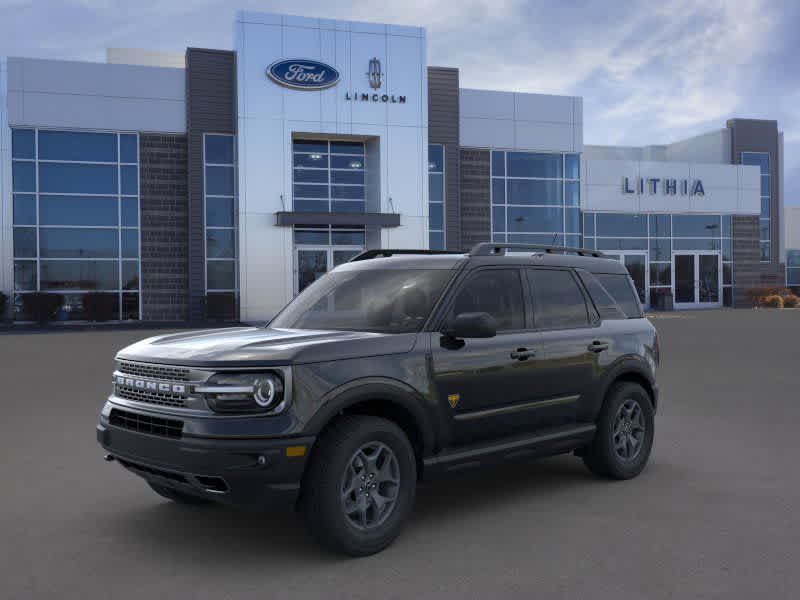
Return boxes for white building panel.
[460,89,514,120]
[459,88,581,153]
[460,117,514,149]
[514,121,575,152]
[583,157,759,215]
[236,11,428,321]
[7,58,185,132]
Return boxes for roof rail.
[469,242,606,258]
[349,249,464,262]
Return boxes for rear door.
[523,267,606,428]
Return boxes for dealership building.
[0,11,793,323]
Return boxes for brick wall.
[459,149,491,251]
[139,134,189,321]
[732,215,786,307]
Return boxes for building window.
[204,134,238,311]
[292,140,365,213]
[491,150,580,247]
[742,152,770,261]
[11,128,141,321]
[428,144,445,249]
[583,213,733,307]
[788,250,800,291]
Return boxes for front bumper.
[97,409,314,509]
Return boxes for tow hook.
[103,454,115,462]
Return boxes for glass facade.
[742,152,770,261]
[787,250,800,289]
[583,213,734,307]
[428,144,445,249]
[204,134,238,299]
[292,140,365,213]
[11,128,141,320]
[491,150,580,247]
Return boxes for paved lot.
[2,310,799,599]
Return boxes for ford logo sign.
[267,59,340,90]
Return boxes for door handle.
[510,348,537,360]
[588,341,609,353]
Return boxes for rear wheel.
[301,415,416,556]
[148,482,210,505]
[583,382,654,479]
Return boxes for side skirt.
[422,424,596,478]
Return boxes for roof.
[340,245,629,275]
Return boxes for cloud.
[0,0,796,202]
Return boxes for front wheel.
[583,382,654,479]
[301,415,417,556]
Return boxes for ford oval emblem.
[267,59,340,90]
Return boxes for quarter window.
[527,269,589,329]
[594,273,643,318]
[450,270,525,331]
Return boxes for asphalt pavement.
[1,309,798,599]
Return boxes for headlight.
[197,372,285,414]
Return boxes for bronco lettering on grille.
[115,376,186,394]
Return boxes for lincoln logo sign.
[267,59,340,90]
[623,177,705,196]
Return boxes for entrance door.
[604,252,648,308]
[672,252,721,308]
[295,247,362,294]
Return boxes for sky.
[1,0,799,204]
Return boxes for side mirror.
[444,312,497,339]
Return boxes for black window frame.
[433,266,530,333]
[524,266,599,332]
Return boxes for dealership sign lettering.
[623,177,705,196]
[267,59,340,90]
[344,92,406,103]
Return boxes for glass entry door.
[672,252,721,308]
[295,247,361,294]
[604,252,648,307]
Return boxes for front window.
[11,128,141,320]
[292,140,365,212]
[271,268,454,333]
[428,144,445,249]
[491,150,580,247]
[741,152,770,261]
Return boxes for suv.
[97,243,659,556]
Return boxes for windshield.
[271,268,455,333]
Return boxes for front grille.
[109,408,183,439]
[115,387,187,408]
[118,361,191,382]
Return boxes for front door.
[295,247,362,294]
[672,252,721,308]
[604,252,648,308]
[429,268,542,446]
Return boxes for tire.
[583,382,654,480]
[301,415,417,556]
[148,481,211,505]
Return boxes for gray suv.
[97,243,660,556]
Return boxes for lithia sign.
[623,177,705,196]
[267,57,406,103]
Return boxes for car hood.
[116,327,418,367]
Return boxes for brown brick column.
[139,134,189,321]
[459,149,490,251]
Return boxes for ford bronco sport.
[97,242,659,556]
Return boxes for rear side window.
[576,270,626,320]
[594,273,644,318]
[527,269,589,329]
[450,269,525,331]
